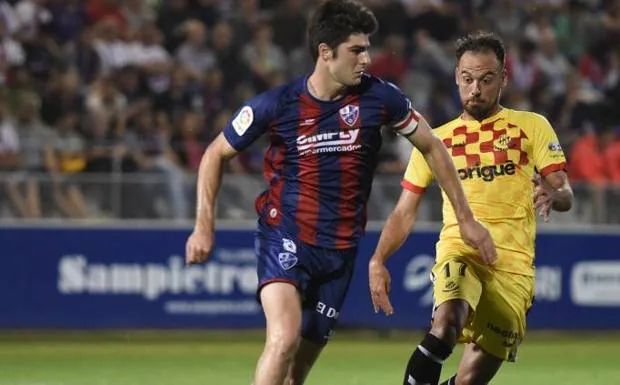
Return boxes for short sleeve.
[531,114,567,176]
[223,90,279,152]
[401,147,433,194]
[381,81,420,136]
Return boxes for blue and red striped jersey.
[223,74,419,249]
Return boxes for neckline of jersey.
[458,106,507,124]
[303,74,347,105]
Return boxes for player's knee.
[265,329,301,360]
[430,300,470,347]
[429,323,460,348]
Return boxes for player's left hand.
[533,174,552,222]
[459,218,497,265]
[368,258,394,316]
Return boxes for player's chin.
[465,104,489,120]
[347,76,362,86]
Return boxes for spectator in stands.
[121,0,155,31]
[569,124,613,223]
[0,0,616,223]
[123,108,188,220]
[51,112,89,218]
[241,22,287,92]
[175,19,216,80]
[156,0,191,53]
[12,94,55,218]
[0,18,25,86]
[367,34,408,86]
[0,92,25,217]
[171,110,207,173]
[40,68,84,127]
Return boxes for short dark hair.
[307,0,378,61]
[455,31,506,68]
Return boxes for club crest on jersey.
[339,105,359,127]
[278,252,298,270]
[282,238,297,254]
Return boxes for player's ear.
[454,67,459,86]
[318,43,332,61]
[501,66,508,87]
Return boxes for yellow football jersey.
[402,108,567,276]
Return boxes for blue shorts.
[255,221,357,345]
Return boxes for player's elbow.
[205,134,238,161]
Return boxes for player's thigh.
[255,224,307,345]
[301,250,356,345]
[455,343,503,385]
[466,271,534,362]
[431,257,483,332]
[254,221,311,302]
[260,282,303,346]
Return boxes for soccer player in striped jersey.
[185,2,496,384]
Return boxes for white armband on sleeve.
[393,110,420,137]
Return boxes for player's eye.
[463,77,473,84]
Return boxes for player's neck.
[461,104,504,122]
[307,71,347,101]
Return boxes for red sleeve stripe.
[394,110,419,131]
[539,162,567,177]
[401,179,425,194]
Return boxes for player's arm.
[532,114,574,220]
[402,116,474,223]
[194,134,239,233]
[187,94,276,264]
[369,188,422,316]
[371,188,422,265]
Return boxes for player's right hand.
[185,230,214,265]
[369,258,394,316]
[459,218,497,265]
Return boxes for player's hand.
[533,174,552,222]
[368,258,394,316]
[458,218,497,265]
[185,229,214,265]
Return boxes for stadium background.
[0,0,619,384]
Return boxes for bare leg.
[283,338,323,385]
[440,343,502,385]
[253,282,303,385]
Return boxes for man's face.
[324,33,371,86]
[456,51,506,120]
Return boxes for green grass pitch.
[0,330,618,384]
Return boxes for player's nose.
[359,51,371,66]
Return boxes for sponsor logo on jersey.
[296,128,361,155]
[458,160,517,182]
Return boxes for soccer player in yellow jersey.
[368,32,574,385]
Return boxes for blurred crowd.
[0,0,618,222]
